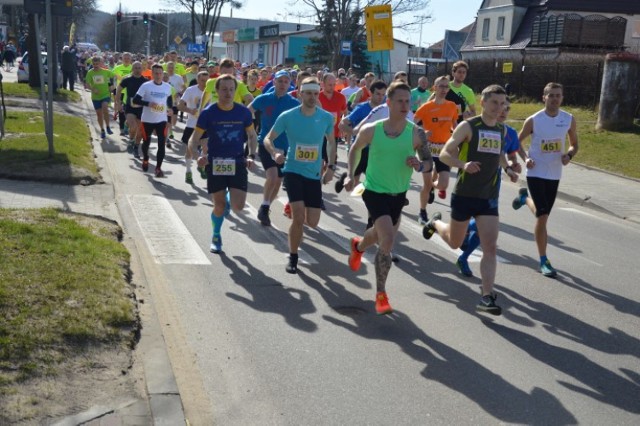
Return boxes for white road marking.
[558,207,596,218]
[127,195,211,265]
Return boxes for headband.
[300,83,321,92]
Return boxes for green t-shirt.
[86,68,115,100]
[163,62,187,76]
[411,87,431,112]
[112,63,133,82]
[449,82,475,110]
[204,77,251,105]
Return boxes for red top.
[319,90,347,137]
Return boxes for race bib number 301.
[541,139,562,153]
[295,144,319,162]
[477,130,501,155]
[212,158,236,175]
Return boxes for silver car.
[17,52,63,86]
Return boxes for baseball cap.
[207,61,216,67]
[274,70,290,79]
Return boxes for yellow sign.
[365,5,394,52]
[174,36,183,45]
[502,62,513,73]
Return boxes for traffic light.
[116,11,122,22]
[142,13,149,25]
[296,24,301,31]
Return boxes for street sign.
[364,5,394,52]
[23,0,73,17]
[187,43,205,53]
[340,40,351,55]
[174,35,183,45]
[502,62,513,73]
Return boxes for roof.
[546,0,640,15]
[429,23,474,51]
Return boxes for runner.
[449,60,477,121]
[85,56,115,139]
[422,84,519,316]
[178,71,208,184]
[112,52,133,135]
[344,81,433,315]
[413,75,458,225]
[248,70,300,226]
[262,77,336,274]
[131,64,174,177]
[340,74,360,99]
[190,74,258,254]
[115,61,148,158]
[411,76,431,113]
[200,58,253,110]
[512,82,579,278]
[166,61,186,141]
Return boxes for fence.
[407,56,605,107]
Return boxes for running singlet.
[361,104,414,126]
[454,116,505,200]
[135,80,173,123]
[272,106,334,180]
[319,91,347,137]
[251,91,300,148]
[414,100,458,157]
[526,109,573,181]
[180,85,203,128]
[364,121,416,194]
[197,103,253,164]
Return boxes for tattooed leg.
[375,249,393,293]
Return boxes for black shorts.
[433,157,451,173]
[259,144,284,177]
[362,189,407,226]
[125,106,142,120]
[284,172,322,208]
[171,106,178,115]
[527,176,559,217]
[206,160,248,194]
[354,146,369,177]
[450,193,499,222]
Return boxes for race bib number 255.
[212,158,236,175]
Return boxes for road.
[98,102,640,425]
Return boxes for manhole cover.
[332,306,368,316]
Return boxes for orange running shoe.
[283,202,292,219]
[375,292,393,315]
[438,190,447,199]
[348,237,363,271]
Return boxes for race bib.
[295,144,319,163]
[541,138,562,153]
[152,103,165,114]
[429,143,443,156]
[211,158,236,175]
[477,130,501,155]
[92,75,105,84]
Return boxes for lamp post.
[159,8,175,49]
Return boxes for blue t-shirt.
[251,91,300,148]
[272,106,334,180]
[504,125,519,154]
[196,103,253,161]
[346,102,374,128]
[265,83,296,94]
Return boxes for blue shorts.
[450,193,499,222]
[92,97,110,110]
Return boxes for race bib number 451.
[295,144,319,162]
[477,130,501,155]
[541,138,562,153]
[212,158,236,175]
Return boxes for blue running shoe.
[456,256,473,277]
[540,260,558,278]
[106,126,113,135]
[512,187,529,210]
[210,234,222,253]
[100,129,106,139]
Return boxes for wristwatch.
[328,164,337,171]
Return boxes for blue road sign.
[187,43,205,53]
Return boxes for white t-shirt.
[136,81,173,123]
[180,85,204,129]
[168,74,185,95]
[526,109,573,181]
[341,86,359,99]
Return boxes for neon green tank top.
[364,121,416,194]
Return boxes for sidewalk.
[0,86,186,425]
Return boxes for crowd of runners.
[82,51,579,317]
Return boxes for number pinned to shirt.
[211,158,236,175]
[295,144,319,162]
[477,130,501,154]
[541,139,562,153]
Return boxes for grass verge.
[506,103,640,179]
[0,208,136,389]
[1,82,81,102]
[0,110,99,183]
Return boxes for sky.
[98,0,480,48]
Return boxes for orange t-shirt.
[319,90,347,137]
[141,69,152,79]
[414,100,458,145]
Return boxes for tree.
[165,0,242,44]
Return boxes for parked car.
[17,52,63,86]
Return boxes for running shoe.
[133,146,140,159]
[375,292,393,315]
[100,129,106,139]
[348,237,364,271]
[438,190,447,199]
[185,171,193,184]
[286,256,298,274]
[169,133,174,140]
[127,141,134,154]
[257,205,271,226]
[476,292,502,316]
[198,166,207,180]
[540,260,558,278]
[283,203,292,219]
[428,188,435,204]
[142,160,149,172]
[456,256,473,277]
[422,212,442,240]
[391,252,400,263]
[335,172,347,193]
[210,234,222,254]
[166,140,172,149]
[512,187,529,210]
[155,167,164,178]
[106,126,113,135]
[418,209,428,226]
[224,191,231,218]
